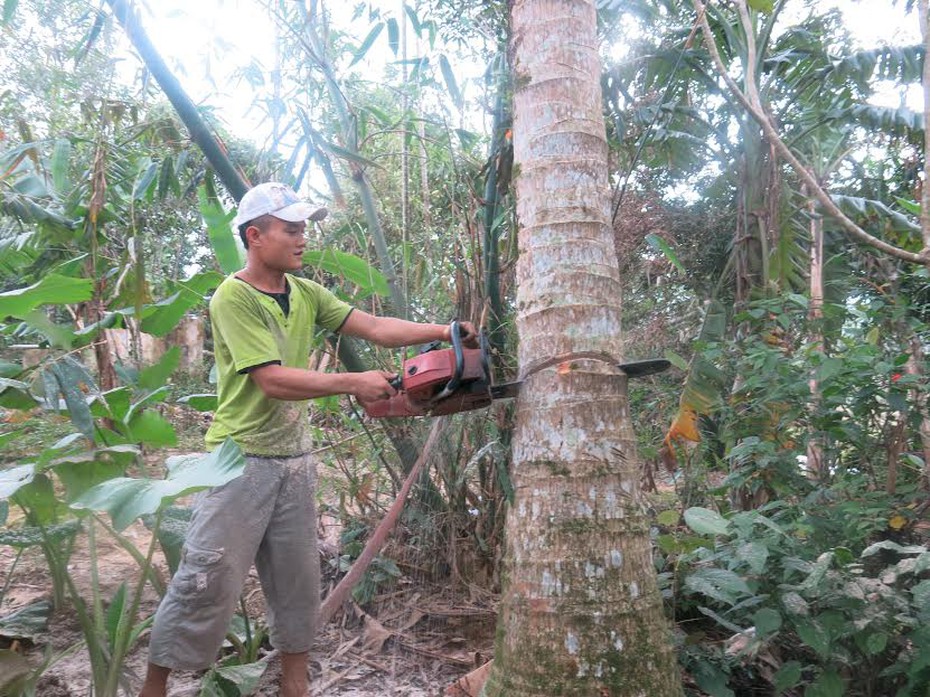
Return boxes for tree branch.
[693,0,928,265]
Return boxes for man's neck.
[236,263,288,294]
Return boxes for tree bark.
[484,2,681,694]
[806,191,825,479]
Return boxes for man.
[139,182,477,697]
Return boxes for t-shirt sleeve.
[210,284,282,373]
[303,279,353,331]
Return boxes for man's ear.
[245,224,263,248]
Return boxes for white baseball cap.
[233,182,328,228]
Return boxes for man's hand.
[351,370,399,403]
[446,321,480,348]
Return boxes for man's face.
[249,217,307,271]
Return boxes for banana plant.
[610,0,927,480]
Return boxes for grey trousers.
[147,453,321,671]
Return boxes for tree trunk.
[806,189,824,479]
[483,84,509,354]
[904,337,930,487]
[920,0,930,253]
[484,2,681,694]
[400,0,410,307]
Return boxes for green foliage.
[142,505,191,575]
[0,275,93,318]
[302,249,390,299]
[177,393,218,411]
[0,600,51,641]
[224,612,269,665]
[199,661,267,697]
[140,271,224,337]
[666,496,930,695]
[333,521,403,606]
[822,45,924,87]
[0,254,237,696]
[199,184,243,275]
[656,283,930,694]
[646,233,685,275]
[42,357,97,439]
[71,439,245,531]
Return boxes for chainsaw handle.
[389,374,403,391]
[433,320,464,401]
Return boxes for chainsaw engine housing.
[363,331,492,418]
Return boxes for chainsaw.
[362,321,670,418]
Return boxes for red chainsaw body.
[363,346,492,417]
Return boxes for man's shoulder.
[287,274,326,294]
[210,275,252,306]
[211,274,244,296]
[287,275,336,306]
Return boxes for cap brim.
[234,202,328,228]
[272,201,319,222]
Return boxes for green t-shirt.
[205,273,352,456]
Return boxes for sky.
[832,0,919,46]
[129,1,491,151]
[128,1,279,144]
[128,0,923,151]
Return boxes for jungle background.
[1,0,930,695]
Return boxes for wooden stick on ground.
[320,418,444,624]
[444,660,494,697]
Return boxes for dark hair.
[237,214,276,249]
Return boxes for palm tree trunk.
[484,2,681,694]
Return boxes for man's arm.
[249,364,398,402]
[339,310,478,348]
[249,312,477,402]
